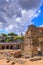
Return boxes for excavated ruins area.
[0,50,43,65]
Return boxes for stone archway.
[2,46,5,49]
[6,45,9,49]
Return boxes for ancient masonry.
[0,42,21,49]
[21,25,43,57]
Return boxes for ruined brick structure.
[21,25,43,57]
[0,42,21,49]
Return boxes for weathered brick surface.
[21,25,43,57]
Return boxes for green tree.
[1,33,7,42]
[8,32,18,36]
[8,32,18,42]
[14,36,24,41]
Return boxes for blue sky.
[0,0,43,35]
[33,4,43,27]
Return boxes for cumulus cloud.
[40,25,43,27]
[19,0,42,10]
[0,0,43,34]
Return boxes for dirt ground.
[0,50,43,65]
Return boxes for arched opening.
[6,45,9,49]
[10,45,13,49]
[2,46,5,49]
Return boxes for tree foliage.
[0,32,24,42]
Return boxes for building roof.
[0,41,21,45]
[25,25,43,37]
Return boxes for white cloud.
[34,10,41,17]
[16,17,21,22]
[0,0,43,34]
[6,0,9,2]
[19,0,42,10]
[5,9,41,34]
[40,25,43,27]
[0,22,3,29]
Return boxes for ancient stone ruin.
[0,25,43,58]
[21,25,43,57]
[0,42,21,49]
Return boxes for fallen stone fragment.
[6,60,10,63]
[30,57,42,61]
[11,62,15,65]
